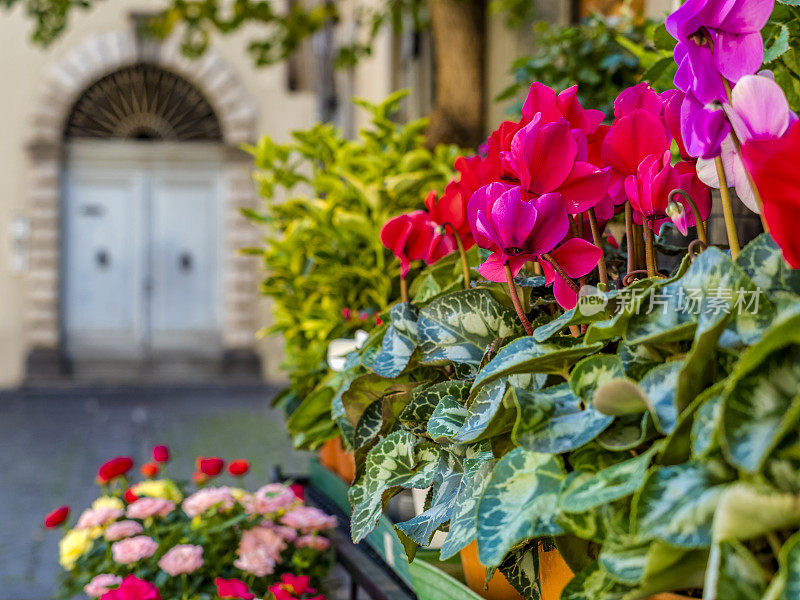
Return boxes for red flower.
[140,462,160,479]
[268,574,316,600]
[290,483,306,502]
[193,472,209,485]
[124,488,139,503]
[43,505,70,528]
[375,315,383,326]
[215,578,255,600]
[624,151,681,233]
[227,459,250,476]
[196,456,224,476]
[100,575,160,600]
[341,307,351,320]
[152,445,170,463]
[97,457,134,483]
[380,210,456,278]
[742,120,800,268]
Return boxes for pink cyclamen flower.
[521,82,605,134]
[614,82,664,119]
[126,497,175,520]
[243,483,299,516]
[234,528,287,577]
[158,544,204,576]
[280,506,338,534]
[104,520,144,541]
[111,535,158,565]
[76,507,124,530]
[670,161,712,236]
[296,534,331,551]
[182,486,235,517]
[467,184,570,282]
[602,108,671,204]
[501,114,610,214]
[84,574,123,598]
[541,239,604,310]
[625,151,682,233]
[666,0,774,105]
[697,74,798,213]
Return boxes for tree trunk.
[426,0,486,149]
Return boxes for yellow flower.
[92,496,124,511]
[58,529,95,570]
[190,515,203,529]
[131,479,182,503]
[229,488,248,501]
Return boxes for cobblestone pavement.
[0,384,346,600]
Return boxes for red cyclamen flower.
[215,578,255,600]
[43,506,70,528]
[97,457,134,483]
[197,457,224,476]
[380,210,456,278]
[228,459,250,476]
[99,575,160,600]
[541,239,604,310]
[152,445,170,463]
[140,463,159,479]
[669,161,712,236]
[624,151,681,233]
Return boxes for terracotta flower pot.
[335,439,356,483]
[318,438,339,473]
[460,541,524,600]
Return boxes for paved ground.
[0,384,348,600]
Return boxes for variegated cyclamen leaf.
[596,413,655,451]
[427,395,468,443]
[349,431,443,543]
[560,443,661,513]
[735,233,800,295]
[454,373,546,444]
[399,380,471,435]
[472,336,604,395]
[598,542,650,585]
[372,302,419,377]
[692,388,723,459]
[583,276,664,345]
[634,461,733,548]
[712,483,800,543]
[498,543,542,600]
[476,448,565,566]
[440,457,496,560]
[765,530,800,600]
[513,383,613,453]
[561,562,630,600]
[352,399,386,453]
[638,361,682,435]
[417,289,521,366]
[722,345,800,472]
[629,542,708,599]
[570,354,625,401]
[703,541,766,600]
[395,469,462,548]
[533,292,612,342]
[594,379,649,417]
[618,341,660,380]
[341,373,418,426]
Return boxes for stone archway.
[26,30,263,378]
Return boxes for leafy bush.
[243,91,460,423]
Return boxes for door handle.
[179,252,193,272]
[96,249,110,269]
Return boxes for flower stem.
[714,156,741,259]
[643,224,658,278]
[444,223,470,290]
[625,202,635,277]
[633,222,647,272]
[727,128,770,232]
[400,277,409,304]
[541,253,581,294]
[668,189,708,245]
[587,209,609,287]
[504,263,534,336]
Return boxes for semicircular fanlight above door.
[64,64,223,142]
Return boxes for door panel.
[150,173,220,356]
[64,170,144,358]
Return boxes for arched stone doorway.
[26,31,263,381]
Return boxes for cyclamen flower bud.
[666,200,685,221]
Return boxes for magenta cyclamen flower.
[625,151,681,233]
[666,0,774,105]
[468,184,568,282]
[501,114,610,214]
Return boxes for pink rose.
[158,544,204,576]
[280,507,337,533]
[104,520,144,541]
[242,484,298,516]
[126,497,175,519]
[100,575,160,600]
[296,534,331,551]
[262,522,298,543]
[182,487,235,518]
[76,507,124,529]
[233,528,286,577]
[84,574,123,598]
[111,535,158,564]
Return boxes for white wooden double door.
[63,142,224,362]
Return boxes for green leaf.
[498,543,542,600]
[736,233,800,295]
[764,530,800,600]
[570,354,626,403]
[765,23,791,63]
[373,303,418,377]
[341,373,418,426]
[395,469,462,549]
[594,379,649,416]
[560,444,661,513]
[427,395,468,443]
[691,388,724,459]
[472,337,604,394]
[477,448,565,566]
[703,542,767,600]
[513,383,614,453]
[533,293,612,342]
[712,483,800,543]
[418,289,521,366]
[638,361,682,435]
[596,413,655,452]
[561,562,630,600]
[634,461,733,548]
[399,380,471,436]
